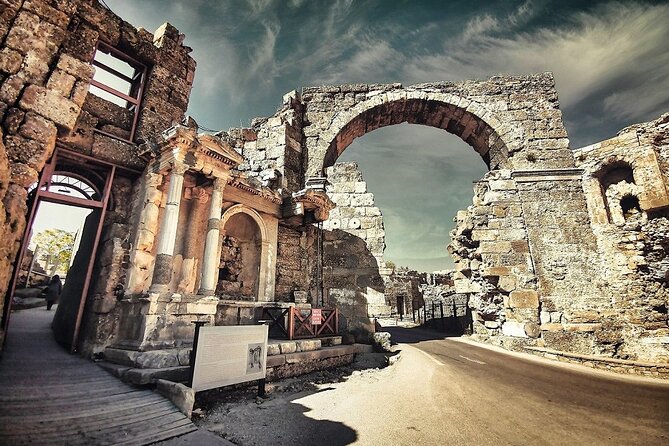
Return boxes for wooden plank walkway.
[0,307,197,445]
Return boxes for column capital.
[170,161,189,176]
[213,176,228,192]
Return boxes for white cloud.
[402,2,669,122]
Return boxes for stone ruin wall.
[570,113,669,361]
[448,114,669,362]
[0,0,194,352]
[321,161,388,327]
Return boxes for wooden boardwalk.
[0,307,197,445]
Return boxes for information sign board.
[191,325,268,392]
[312,308,322,325]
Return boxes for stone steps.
[102,335,348,386]
[100,340,368,386]
[267,336,342,356]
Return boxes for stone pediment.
[227,173,283,205]
[158,125,244,170]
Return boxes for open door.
[2,149,115,352]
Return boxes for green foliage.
[385,260,396,270]
[32,229,76,273]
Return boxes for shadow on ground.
[194,353,394,445]
[382,325,464,345]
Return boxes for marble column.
[198,177,226,295]
[150,164,187,293]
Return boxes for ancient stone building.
[1,0,667,373]
[0,0,196,351]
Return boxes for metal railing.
[413,297,473,335]
[261,307,339,340]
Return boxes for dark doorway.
[2,149,116,352]
[397,296,405,320]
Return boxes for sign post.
[188,320,207,388]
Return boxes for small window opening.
[620,195,642,220]
[90,41,147,143]
[600,162,635,190]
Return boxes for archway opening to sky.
[24,202,93,286]
[337,123,488,272]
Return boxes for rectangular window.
[90,41,147,143]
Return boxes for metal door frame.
[2,148,117,352]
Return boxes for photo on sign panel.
[247,343,263,374]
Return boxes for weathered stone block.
[278,342,297,354]
[540,323,563,332]
[83,93,132,128]
[0,47,22,74]
[19,50,50,84]
[18,112,57,144]
[4,134,50,169]
[22,0,70,27]
[9,162,38,187]
[508,289,539,309]
[350,193,374,207]
[19,84,80,130]
[502,321,527,338]
[524,322,541,338]
[46,69,76,97]
[266,343,281,356]
[2,107,24,134]
[156,379,194,418]
[0,75,25,104]
[480,241,512,254]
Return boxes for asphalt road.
[380,326,669,446]
[201,326,669,446]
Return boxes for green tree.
[32,229,76,275]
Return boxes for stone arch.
[219,205,270,301]
[221,204,268,241]
[311,91,518,176]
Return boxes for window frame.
[90,41,147,143]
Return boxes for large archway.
[322,95,511,172]
[299,77,574,181]
[280,76,583,340]
[313,93,524,337]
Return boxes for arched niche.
[219,205,270,301]
[595,161,639,224]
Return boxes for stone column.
[150,164,187,293]
[198,177,226,295]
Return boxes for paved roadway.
[379,326,669,446]
[251,325,669,446]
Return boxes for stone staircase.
[101,335,371,386]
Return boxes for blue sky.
[107,0,669,271]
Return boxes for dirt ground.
[194,352,395,445]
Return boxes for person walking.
[45,275,62,311]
